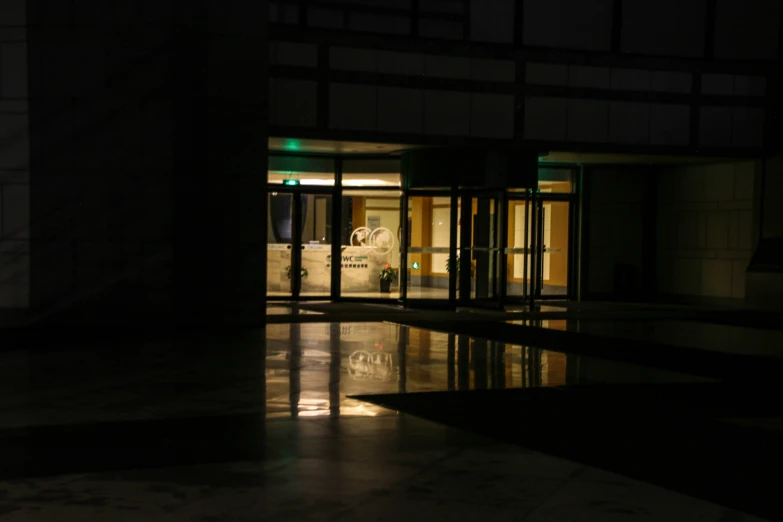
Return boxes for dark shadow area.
[353,383,783,521]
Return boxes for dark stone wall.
[582,165,657,301]
[746,154,783,310]
[0,0,30,318]
[25,1,268,329]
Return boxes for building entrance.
[265,149,578,308]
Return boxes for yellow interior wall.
[547,201,569,287]
[410,197,432,275]
[506,201,569,285]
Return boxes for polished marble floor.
[0,321,773,520]
[0,322,709,430]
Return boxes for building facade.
[0,0,782,328]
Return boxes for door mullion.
[459,194,472,305]
[537,202,545,300]
[292,194,303,298]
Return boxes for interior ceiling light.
[298,179,334,186]
[342,179,392,186]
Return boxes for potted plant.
[446,255,461,290]
[378,263,397,293]
[446,255,474,290]
[285,265,308,279]
[285,265,308,291]
[445,256,460,275]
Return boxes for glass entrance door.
[267,190,333,299]
[505,193,572,305]
[505,192,534,305]
[405,193,454,302]
[267,192,295,298]
[535,198,571,299]
[459,191,503,308]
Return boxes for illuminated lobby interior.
[266,144,575,305]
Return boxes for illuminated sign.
[283,179,300,186]
[412,262,419,270]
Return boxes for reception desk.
[267,244,396,293]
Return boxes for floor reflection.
[267,322,708,419]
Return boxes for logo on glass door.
[349,227,395,256]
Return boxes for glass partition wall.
[405,193,455,302]
[267,155,403,301]
[266,153,578,307]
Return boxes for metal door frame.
[534,193,575,301]
[267,186,334,302]
[503,189,537,309]
[457,188,504,310]
[402,188,457,309]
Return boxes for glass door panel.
[406,195,451,300]
[460,193,501,306]
[267,192,294,298]
[267,191,333,299]
[300,193,333,297]
[539,200,570,297]
[505,197,534,303]
[341,190,403,298]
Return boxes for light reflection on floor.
[267,322,708,419]
[0,321,765,521]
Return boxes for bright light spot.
[342,179,396,187]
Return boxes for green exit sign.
[283,179,300,186]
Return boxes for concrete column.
[0,0,30,322]
[172,1,268,328]
[747,154,783,309]
[23,0,268,329]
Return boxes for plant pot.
[380,279,391,293]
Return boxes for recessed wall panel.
[651,71,692,93]
[471,93,514,139]
[649,104,690,146]
[270,79,317,128]
[610,69,651,91]
[424,90,470,136]
[523,0,613,51]
[567,99,609,143]
[330,83,377,131]
[699,106,733,147]
[377,51,425,76]
[471,59,515,82]
[731,107,764,148]
[524,97,568,141]
[420,18,463,39]
[526,63,569,86]
[621,0,706,57]
[715,0,781,60]
[424,55,470,79]
[609,102,650,144]
[470,0,514,43]
[349,12,410,34]
[568,66,611,89]
[331,46,376,72]
[377,87,424,134]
